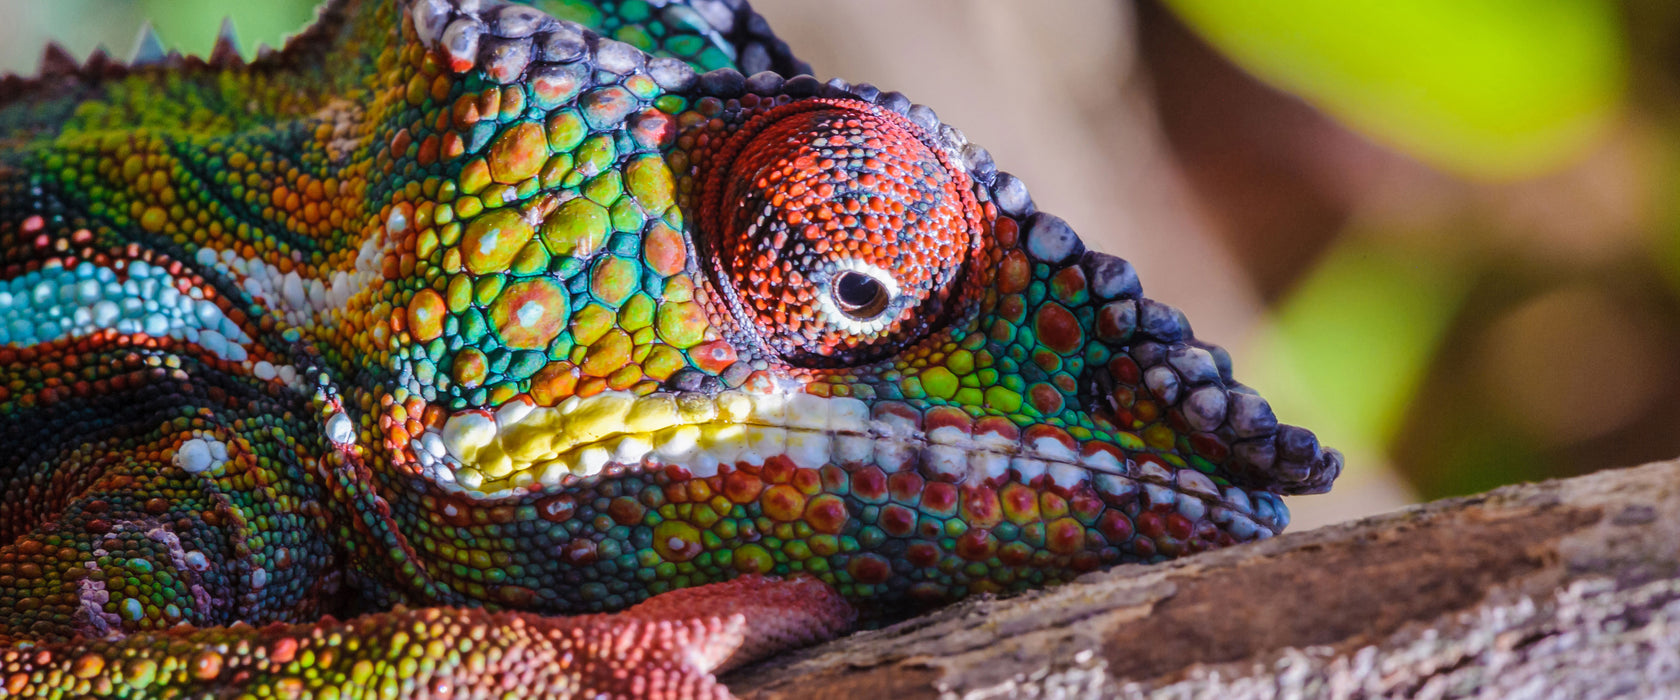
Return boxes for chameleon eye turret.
[690,98,984,367]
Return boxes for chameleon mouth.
[408,391,1290,538]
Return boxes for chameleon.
[0,0,1343,697]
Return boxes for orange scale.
[724,471,764,504]
[904,541,940,568]
[921,482,960,518]
[847,553,892,584]
[575,376,608,397]
[760,484,805,522]
[1000,483,1040,524]
[958,485,1004,530]
[882,471,924,506]
[686,478,714,502]
[440,132,465,160]
[1069,488,1106,524]
[955,528,998,561]
[1040,491,1071,519]
[1045,517,1086,555]
[782,467,820,495]
[878,504,917,538]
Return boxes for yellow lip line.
[407,392,1279,534]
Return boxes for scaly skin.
[0,0,1341,697]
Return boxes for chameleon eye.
[697,98,985,367]
[818,262,900,336]
[832,269,892,320]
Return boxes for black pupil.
[835,272,884,313]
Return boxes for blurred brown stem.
[728,459,1680,698]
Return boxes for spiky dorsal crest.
[0,0,392,112]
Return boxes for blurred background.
[3,0,1673,530]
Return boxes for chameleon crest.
[0,0,1340,696]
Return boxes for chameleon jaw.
[410,390,1292,539]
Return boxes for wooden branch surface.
[726,460,1680,699]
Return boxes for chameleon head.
[367,0,1343,613]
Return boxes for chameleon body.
[0,0,1341,697]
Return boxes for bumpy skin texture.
[0,0,1341,696]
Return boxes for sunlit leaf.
[1165,0,1627,178]
[1248,235,1469,467]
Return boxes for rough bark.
[726,460,1680,699]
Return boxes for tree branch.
[727,460,1680,698]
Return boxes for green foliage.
[1250,236,1468,469]
[1165,0,1628,178]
